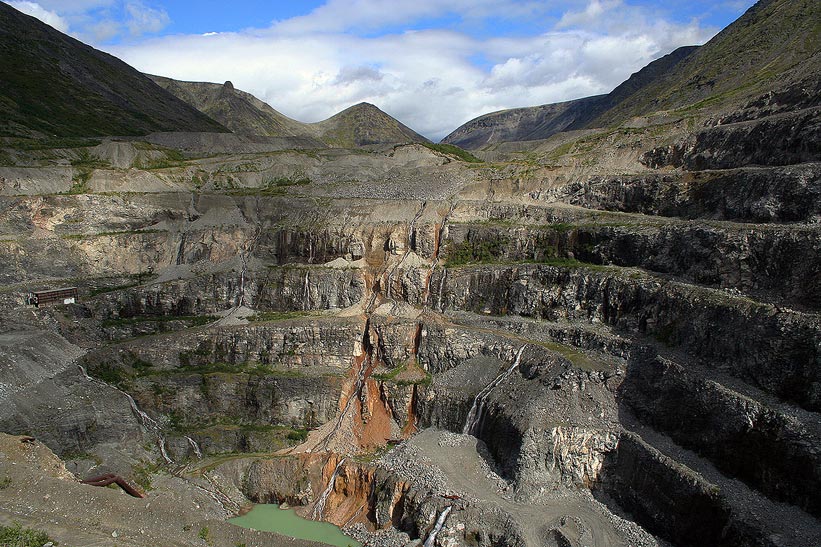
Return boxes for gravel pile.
[376,442,451,496]
[437,431,510,496]
[345,523,417,547]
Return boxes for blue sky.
[6,1,756,139]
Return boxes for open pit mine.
[0,1,819,546]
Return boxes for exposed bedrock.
[546,163,821,223]
[620,355,821,517]
[642,108,821,170]
[447,221,821,309]
[0,321,143,458]
[594,434,737,547]
[91,265,365,318]
[79,319,367,451]
[0,192,447,285]
[238,453,523,547]
[431,265,821,412]
[410,334,623,490]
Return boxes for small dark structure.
[26,287,78,307]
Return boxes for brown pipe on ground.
[81,473,145,498]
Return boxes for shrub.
[0,523,53,547]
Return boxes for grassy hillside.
[589,0,821,126]
[444,46,698,148]
[149,76,311,138]
[151,76,428,147]
[444,0,820,148]
[310,102,429,147]
[0,3,227,138]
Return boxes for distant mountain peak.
[150,76,428,147]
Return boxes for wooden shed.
[26,287,78,307]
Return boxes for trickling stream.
[186,436,202,459]
[312,457,346,520]
[423,506,452,547]
[463,346,526,436]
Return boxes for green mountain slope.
[0,3,227,138]
[148,76,311,138]
[151,75,429,147]
[443,46,698,148]
[444,0,820,149]
[310,102,429,147]
[590,0,821,127]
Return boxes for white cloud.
[17,0,722,140]
[272,0,547,34]
[6,1,69,32]
[124,0,168,36]
[556,0,622,29]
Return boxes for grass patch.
[247,310,310,322]
[0,150,14,166]
[443,237,509,267]
[101,314,216,329]
[66,175,90,195]
[158,360,310,378]
[91,362,129,388]
[534,341,609,372]
[422,142,482,163]
[4,137,101,150]
[0,523,53,547]
[287,428,308,442]
[62,228,164,240]
[372,360,431,386]
[225,176,311,196]
[132,460,160,492]
[89,282,139,296]
[134,148,186,170]
[353,441,399,463]
[0,476,10,489]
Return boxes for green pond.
[229,504,362,547]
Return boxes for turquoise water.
[229,504,362,547]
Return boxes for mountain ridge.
[150,76,429,147]
[0,2,227,138]
[444,0,820,149]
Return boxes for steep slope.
[311,102,430,147]
[149,76,312,138]
[590,0,821,128]
[150,76,428,147]
[445,0,820,148]
[0,3,227,138]
[442,95,605,150]
[443,46,698,148]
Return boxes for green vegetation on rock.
[422,142,482,162]
[0,524,53,547]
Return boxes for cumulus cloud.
[6,1,69,32]
[124,0,168,36]
[12,0,739,140]
[272,0,547,34]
